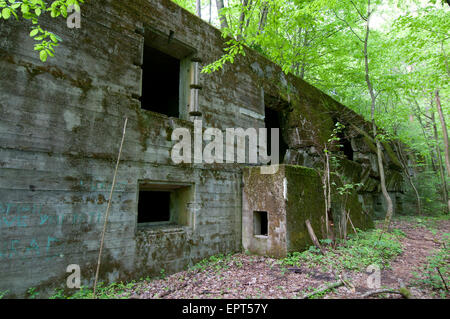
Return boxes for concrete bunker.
[0,0,406,297]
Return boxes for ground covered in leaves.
[50,216,449,299]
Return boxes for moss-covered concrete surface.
[243,165,374,258]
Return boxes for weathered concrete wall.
[278,87,407,218]
[242,166,287,258]
[284,165,328,253]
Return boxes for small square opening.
[138,190,171,223]
[141,45,180,117]
[253,211,268,236]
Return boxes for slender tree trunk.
[394,141,422,215]
[299,30,309,79]
[258,1,269,33]
[323,147,333,240]
[196,0,202,18]
[431,109,450,214]
[239,0,248,31]
[442,40,450,78]
[237,0,250,40]
[209,0,212,24]
[362,0,394,230]
[322,165,329,238]
[216,0,229,29]
[413,98,439,173]
[291,27,302,75]
[326,149,333,241]
[435,90,450,178]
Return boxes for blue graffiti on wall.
[0,202,102,229]
[0,236,63,260]
[0,202,104,260]
[0,179,130,261]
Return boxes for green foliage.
[49,281,136,299]
[397,214,450,231]
[0,290,8,299]
[336,182,363,196]
[412,234,449,296]
[305,285,339,299]
[282,228,404,272]
[404,169,448,215]
[26,287,39,299]
[201,39,246,73]
[171,0,196,13]
[189,253,233,272]
[0,0,84,61]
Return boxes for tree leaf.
[39,50,48,62]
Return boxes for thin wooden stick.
[93,117,128,298]
[361,288,410,299]
[346,210,359,238]
[436,267,449,291]
[338,273,355,293]
[305,219,326,255]
[302,281,344,299]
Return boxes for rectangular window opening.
[137,183,193,228]
[264,106,288,163]
[140,45,180,118]
[253,211,268,236]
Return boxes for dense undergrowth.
[411,228,449,298]
[281,228,405,273]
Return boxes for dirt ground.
[128,218,449,299]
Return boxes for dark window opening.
[137,182,193,228]
[253,211,268,236]
[264,107,288,163]
[336,131,354,161]
[140,45,180,117]
[138,190,171,223]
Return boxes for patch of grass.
[391,228,406,237]
[307,286,337,299]
[234,259,243,268]
[396,215,450,232]
[0,290,8,299]
[412,234,449,297]
[27,287,39,299]
[49,281,137,299]
[282,228,404,272]
[189,253,233,272]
